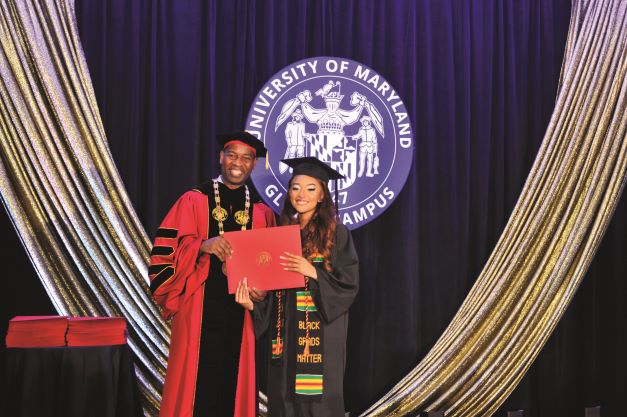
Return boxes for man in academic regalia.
[148,131,276,417]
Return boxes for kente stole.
[271,256,325,398]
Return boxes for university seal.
[246,57,414,229]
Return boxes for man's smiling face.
[219,143,257,189]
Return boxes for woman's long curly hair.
[279,177,337,272]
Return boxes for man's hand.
[249,287,267,303]
[199,236,232,262]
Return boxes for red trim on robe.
[234,311,256,417]
[149,191,276,417]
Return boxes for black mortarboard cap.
[217,131,267,158]
[280,157,344,182]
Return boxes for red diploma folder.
[5,316,69,348]
[66,317,127,346]
[223,224,305,294]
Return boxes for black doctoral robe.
[253,223,359,417]
[194,181,254,417]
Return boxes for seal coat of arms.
[246,57,414,230]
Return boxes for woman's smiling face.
[288,174,324,218]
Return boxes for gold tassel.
[302,338,310,356]
[265,149,270,169]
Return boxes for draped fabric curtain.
[0,1,166,415]
[2,1,626,417]
[363,0,627,415]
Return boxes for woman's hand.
[235,278,254,311]
[280,252,318,280]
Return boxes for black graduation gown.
[253,224,359,417]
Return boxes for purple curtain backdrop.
[3,1,627,416]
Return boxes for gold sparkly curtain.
[362,1,627,416]
[0,0,167,415]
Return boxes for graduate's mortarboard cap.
[217,131,267,158]
[280,157,344,183]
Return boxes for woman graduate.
[236,157,359,416]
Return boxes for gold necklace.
[212,179,250,235]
